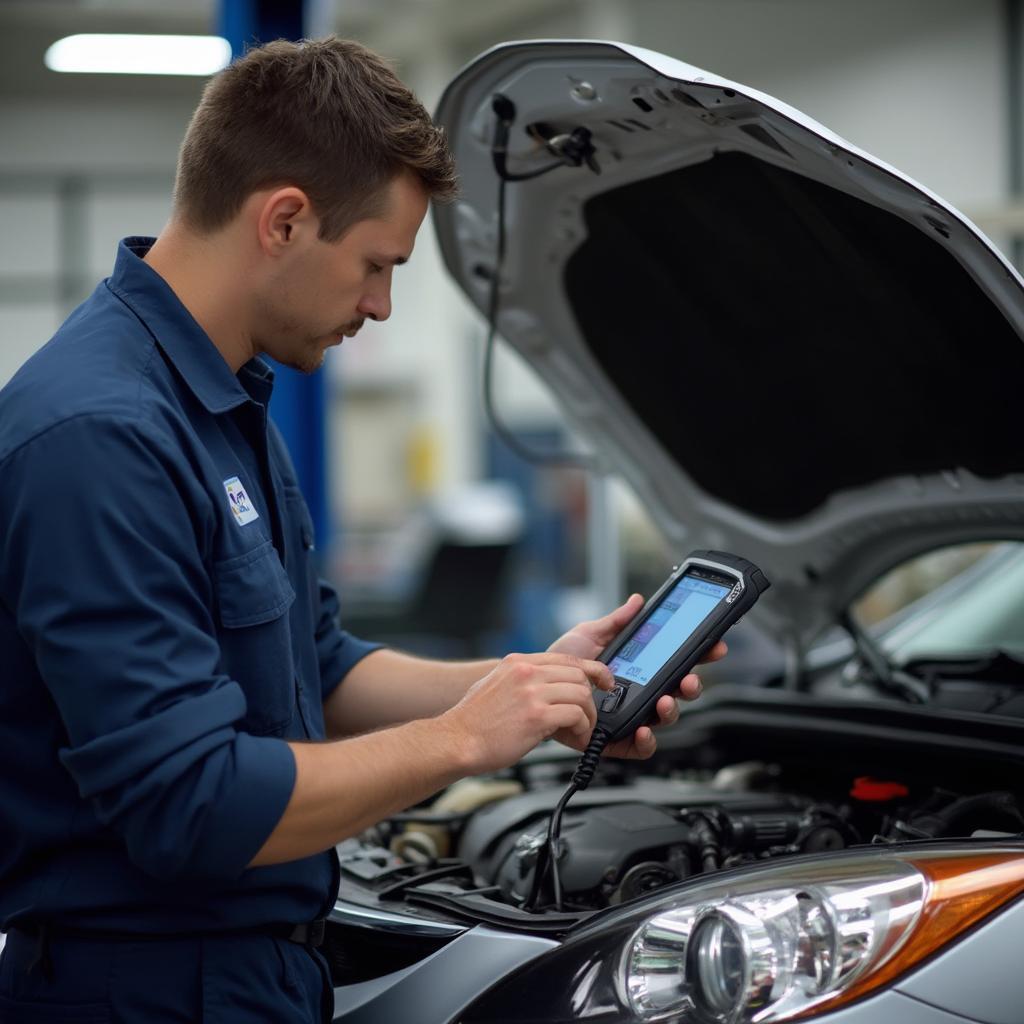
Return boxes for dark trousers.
[0,929,332,1023]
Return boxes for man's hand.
[256,652,616,868]
[439,653,616,775]
[547,593,727,759]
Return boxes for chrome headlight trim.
[616,859,926,1023]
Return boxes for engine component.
[482,790,859,908]
[612,859,687,903]
[881,789,1024,843]
[493,803,691,906]
[391,831,439,864]
[458,779,810,876]
[368,760,1024,923]
[710,761,779,790]
[393,778,524,859]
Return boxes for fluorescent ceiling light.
[45,34,232,76]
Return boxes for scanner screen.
[607,575,731,685]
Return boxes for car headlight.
[461,845,1024,1023]
[621,860,922,1022]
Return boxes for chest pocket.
[213,540,296,735]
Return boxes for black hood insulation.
[565,151,1024,521]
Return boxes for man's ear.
[256,187,317,255]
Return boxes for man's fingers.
[632,726,656,758]
[656,694,681,725]
[546,703,592,740]
[572,593,645,651]
[678,673,703,701]
[602,593,644,633]
[699,640,728,665]
[528,678,598,726]
[505,652,614,690]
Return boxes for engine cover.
[461,780,816,907]
[494,802,692,905]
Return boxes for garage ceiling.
[0,0,579,100]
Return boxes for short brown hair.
[174,37,458,240]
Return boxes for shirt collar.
[107,237,274,414]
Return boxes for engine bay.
[461,774,858,909]
[323,684,1024,988]
[336,725,1024,932]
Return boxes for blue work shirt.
[0,237,380,934]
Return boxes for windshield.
[873,544,1024,661]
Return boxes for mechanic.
[0,37,723,1023]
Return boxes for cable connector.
[546,126,601,175]
[490,93,564,182]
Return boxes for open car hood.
[433,40,1024,648]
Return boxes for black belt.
[11,918,328,981]
[275,919,327,947]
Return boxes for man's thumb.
[608,593,643,628]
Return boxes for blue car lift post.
[217,0,331,555]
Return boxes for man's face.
[254,171,429,373]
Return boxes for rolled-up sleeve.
[0,414,296,883]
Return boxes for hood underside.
[433,40,1024,646]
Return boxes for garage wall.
[631,0,1006,211]
[0,96,194,388]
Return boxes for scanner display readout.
[607,575,730,685]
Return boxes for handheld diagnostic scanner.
[595,550,770,744]
[526,550,770,912]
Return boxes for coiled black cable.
[570,726,610,791]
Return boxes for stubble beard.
[291,320,363,375]
[253,283,365,373]
[293,348,327,375]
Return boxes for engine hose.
[687,813,722,873]
[911,791,1024,838]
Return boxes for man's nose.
[358,284,392,323]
